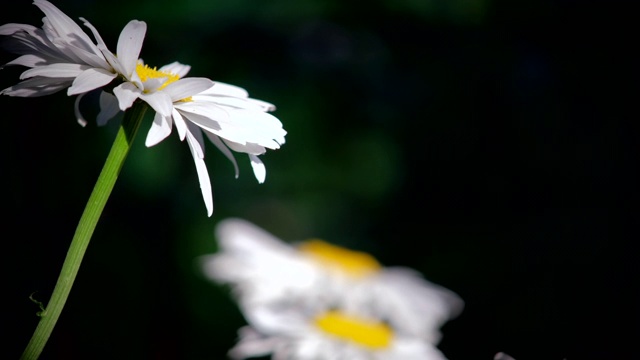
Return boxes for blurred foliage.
[1,0,637,359]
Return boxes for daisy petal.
[97,91,121,126]
[164,77,214,101]
[249,154,266,183]
[116,20,146,78]
[68,67,116,95]
[74,92,87,127]
[0,23,38,35]
[2,54,47,68]
[20,63,87,79]
[145,112,173,147]
[222,139,266,155]
[139,91,173,117]
[113,82,141,111]
[185,130,213,216]
[172,108,188,141]
[1,76,71,97]
[186,122,205,159]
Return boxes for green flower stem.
[20,101,149,360]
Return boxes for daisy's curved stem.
[20,101,149,360]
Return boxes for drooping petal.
[249,154,266,183]
[185,128,213,216]
[145,112,173,147]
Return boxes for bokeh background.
[1,0,637,359]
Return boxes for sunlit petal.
[248,154,266,183]
[185,130,213,216]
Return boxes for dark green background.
[1,0,637,359]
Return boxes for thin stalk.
[20,101,148,360]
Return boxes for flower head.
[201,218,463,344]
[98,61,286,216]
[0,0,144,126]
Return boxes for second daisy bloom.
[201,218,464,357]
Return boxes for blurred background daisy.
[1,0,637,359]
[200,218,464,359]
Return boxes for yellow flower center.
[314,310,393,349]
[298,239,381,278]
[135,63,180,91]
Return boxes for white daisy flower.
[0,0,143,126]
[227,305,450,360]
[201,218,464,344]
[98,60,286,216]
[2,2,286,216]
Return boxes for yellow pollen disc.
[314,310,393,349]
[298,239,381,278]
[135,63,180,90]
